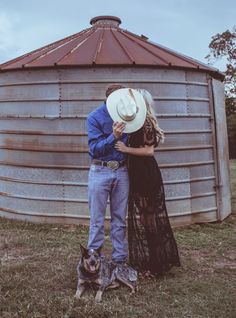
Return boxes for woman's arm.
[115,141,154,157]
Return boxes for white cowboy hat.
[106,88,147,133]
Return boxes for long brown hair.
[137,89,165,143]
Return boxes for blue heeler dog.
[75,244,138,302]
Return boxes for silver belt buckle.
[107,160,119,169]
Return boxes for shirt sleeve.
[87,114,117,158]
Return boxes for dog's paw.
[74,291,82,299]
[95,297,102,303]
[95,290,103,303]
[129,286,138,295]
[106,281,120,290]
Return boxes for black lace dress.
[127,118,181,275]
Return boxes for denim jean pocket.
[90,164,102,173]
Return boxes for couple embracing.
[87,84,180,277]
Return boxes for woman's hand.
[115,141,129,153]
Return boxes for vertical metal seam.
[58,68,66,214]
[207,75,221,221]
[185,71,190,114]
[184,71,191,219]
[62,169,66,215]
[58,69,62,118]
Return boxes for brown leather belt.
[92,159,126,170]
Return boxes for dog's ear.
[79,243,88,256]
[96,245,103,255]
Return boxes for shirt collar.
[102,101,109,115]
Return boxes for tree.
[206,27,236,158]
[205,26,236,115]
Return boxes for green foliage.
[226,96,236,116]
[206,26,236,115]
[206,27,236,157]
[227,114,236,158]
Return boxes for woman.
[115,89,181,276]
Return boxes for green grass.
[0,161,236,318]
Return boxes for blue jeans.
[87,164,129,262]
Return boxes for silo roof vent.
[90,15,121,27]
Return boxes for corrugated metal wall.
[0,67,227,226]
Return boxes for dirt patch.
[221,249,236,260]
[213,260,236,269]
[188,250,206,264]
[180,247,236,273]
[213,249,236,269]
[0,246,43,266]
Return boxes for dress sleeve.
[143,118,158,147]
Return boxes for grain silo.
[0,16,231,226]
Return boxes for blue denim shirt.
[87,102,128,161]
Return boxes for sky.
[0,0,235,71]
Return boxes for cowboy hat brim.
[106,88,147,133]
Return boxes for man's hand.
[113,122,126,139]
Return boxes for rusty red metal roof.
[0,16,224,79]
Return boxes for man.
[87,84,129,264]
